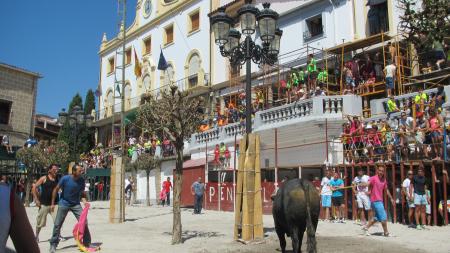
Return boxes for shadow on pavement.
[163,230,225,243]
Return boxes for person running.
[330,172,345,223]
[320,170,332,221]
[402,170,415,228]
[191,177,205,214]
[49,164,90,253]
[410,167,429,230]
[125,181,133,206]
[32,164,60,242]
[162,177,172,206]
[1,174,40,253]
[363,165,395,236]
[353,168,371,226]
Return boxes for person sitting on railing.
[421,62,433,74]
[433,40,447,70]
[365,124,382,164]
[317,68,328,87]
[414,87,428,113]
[413,111,429,159]
[313,86,326,97]
[295,88,308,100]
[297,67,306,91]
[397,124,410,162]
[348,115,364,162]
[434,86,446,112]
[428,109,444,160]
[380,120,395,162]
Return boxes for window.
[143,37,152,55]
[189,11,200,33]
[108,57,115,74]
[0,100,12,125]
[124,83,132,110]
[106,90,113,117]
[304,14,323,40]
[368,1,389,35]
[188,54,200,88]
[163,64,175,87]
[125,48,132,65]
[164,24,174,45]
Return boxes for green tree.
[69,93,83,112]
[398,0,450,51]
[16,140,70,206]
[84,89,96,115]
[137,86,203,244]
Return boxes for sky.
[0,0,137,117]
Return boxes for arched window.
[188,53,200,88]
[163,64,175,88]
[124,83,132,111]
[106,90,113,117]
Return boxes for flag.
[134,48,142,78]
[115,83,121,96]
[157,49,168,71]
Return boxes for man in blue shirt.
[330,172,345,223]
[191,177,205,214]
[49,164,90,253]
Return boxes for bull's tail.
[301,179,317,253]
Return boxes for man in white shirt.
[352,168,371,225]
[320,170,332,221]
[402,170,415,228]
[384,61,396,96]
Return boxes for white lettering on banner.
[220,186,225,201]
[209,187,215,203]
[227,187,233,201]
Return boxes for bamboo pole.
[351,165,356,221]
[340,45,345,94]
[234,135,247,240]
[242,134,257,241]
[253,134,263,239]
[391,163,397,223]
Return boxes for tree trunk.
[24,173,33,207]
[155,164,162,205]
[132,168,137,205]
[146,169,151,206]
[172,150,183,244]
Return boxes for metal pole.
[274,128,278,190]
[442,161,448,225]
[391,163,396,223]
[400,162,405,224]
[119,0,127,223]
[233,134,237,212]
[431,163,437,226]
[245,36,252,134]
[325,118,329,163]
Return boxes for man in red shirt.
[363,165,395,236]
[162,177,172,206]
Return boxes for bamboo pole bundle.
[253,134,263,239]
[234,135,247,240]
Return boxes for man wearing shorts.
[32,164,59,242]
[330,172,345,223]
[410,167,429,230]
[364,165,395,236]
[320,170,332,221]
[402,170,415,228]
[353,168,371,225]
[384,60,396,97]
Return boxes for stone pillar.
[109,155,125,223]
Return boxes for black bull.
[272,179,320,253]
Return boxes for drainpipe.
[351,0,358,39]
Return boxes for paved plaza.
[6,201,450,253]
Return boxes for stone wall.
[0,64,39,147]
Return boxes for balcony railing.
[189,95,362,150]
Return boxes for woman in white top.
[0,175,39,253]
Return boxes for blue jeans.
[50,204,91,247]
[166,191,171,206]
[194,194,203,214]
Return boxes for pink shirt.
[369,175,387,202]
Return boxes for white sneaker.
[49,245,56,253]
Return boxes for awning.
[327,33,392,54]
[125,108,138,125]
[183,157,214,169]
[85,168,111,177]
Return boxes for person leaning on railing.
[428,109,444,160]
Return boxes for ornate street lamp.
[58,106,94,161]
[210,0,282,133]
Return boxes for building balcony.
[188,95,362,152]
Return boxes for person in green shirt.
[297,67,305,86]
[414,87,428,112]
[386,95,399,114]
[307,54,317,92]
[317,68,328,85]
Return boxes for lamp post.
[58,105,94,161]
[210,0,282,134]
